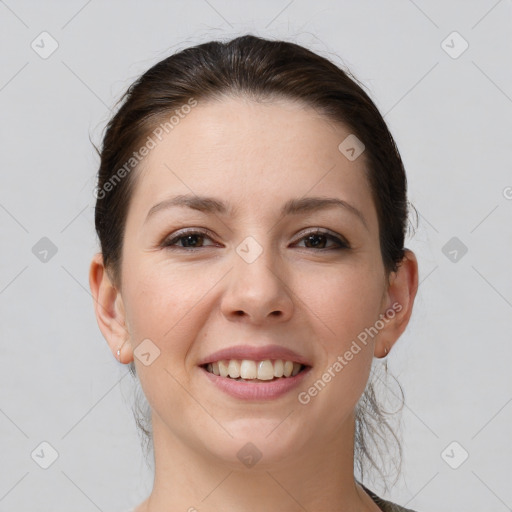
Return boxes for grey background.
[1,0,511,511]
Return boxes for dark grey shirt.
[362,484,418,512]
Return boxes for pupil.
[306,234,325,248]
[183,234,201,247]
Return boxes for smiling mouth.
[202,359,307,382]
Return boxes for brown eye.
[162,230,216,250]
[304,233,328,249]
[295,230,349,250]
[175,233,205,248]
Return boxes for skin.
[89,96,418,512]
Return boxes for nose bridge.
[221,234,293,322]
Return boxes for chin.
[199,417,307,469]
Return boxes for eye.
[293,229,349,250]
[161,228,350,251]
[161,229,217,250]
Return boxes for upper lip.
[198,344,312,367]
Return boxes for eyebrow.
[144,194,368,230]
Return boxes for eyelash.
[161,228,350,251]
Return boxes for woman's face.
[113,96,401,468]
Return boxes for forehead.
[127,96,377,230]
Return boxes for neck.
[138,410,378,512]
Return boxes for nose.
[220,243,294,325]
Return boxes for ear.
[89,252,132,363]
[374,249,419,358]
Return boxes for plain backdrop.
[1,1,511,511]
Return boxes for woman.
[89,34,419,512]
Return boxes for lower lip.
[200,366,311,401]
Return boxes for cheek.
[293,262,382,412]
[122,262,218,351]
[296,262,384,349]
[121,267,207,410]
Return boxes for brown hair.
[93,34,415,488]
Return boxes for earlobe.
[89,252,132,363]
[374,249,419,358]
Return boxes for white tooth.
[283,360,293,377]
[240,360,257,379]
[273,359,284,377]
[218,360,229,377]
[291,363,301,376]
[228,360,241,378]
[258,360,274,380]
[212,362,220,376]
[206,363,213,373]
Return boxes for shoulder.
[361,484,419,512]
